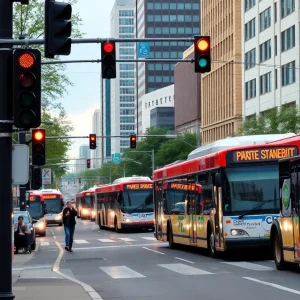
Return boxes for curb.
[53,241,103,300]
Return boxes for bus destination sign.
[125,183,153,190]
[43,195,57,199]
[231,146,297,163]
[169,183,200,191]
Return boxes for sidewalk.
[12,243,97,300]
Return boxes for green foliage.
[239,106,300,135]
[13,0,83,109]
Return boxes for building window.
[245,48,256,70]
[245,0,256,12]
[281,25,295,52]
[281,0,295,19]
[259,39,271,63]
[281,61,296,86]
[274,35,277,56]
[156,100,158,105]
[259,7,271,32]
[245,79,256,100]
[260,72,272,95]
[245,18,256,41]
[274,2,277,22]
[275,69,278,89]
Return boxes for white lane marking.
[141,237,156,241]
[243,277,300,295]
[72,242,168,251]
[41,242,50,246]
[98,239,116,243]
[158,263,213,275]
[175,257,195,264]
[142,247,165,255]
[100,266,145,279]
[74,240,89,244]
[54,242,103,300]
[118,238,135,242]
[222,261,274,271]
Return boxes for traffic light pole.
[18,130,27,211]
[0,0,15,298]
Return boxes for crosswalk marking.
[74,240,89,244]
[222,261,274,271]
[41,242,49,246]
[141,237,156,241]
[98,239,116,243]
[158,263,213,275]
[118,238,135,242]
[100,266,145,279]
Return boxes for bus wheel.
[208,232,217,258]
[168,225,176,249]
[114,218,119,233]
[274,231,286,270]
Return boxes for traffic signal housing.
[32,129,46,166]
[13,49,41,129]
[31,165,42,190]
[45,0,72,58]
[87,159,91,169]
[101,41,116,79]
[194,36,211,73]
[130,135,136,149]
[89,134,96,149]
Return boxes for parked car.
[13,210,36,251]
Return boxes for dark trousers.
[64,224,75,248]
[14,233,30,250]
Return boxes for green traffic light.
[103,66,115,78]
[198,58,208,68]
[20,91,35,107]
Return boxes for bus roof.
[40,189,63,198]
[154,139,299,181]
[267,134,300,146]
[112,176,152,184]
[76,187,96,197]
[95,180,153,193]
[187,133,295,160]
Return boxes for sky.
[60,0,115,159]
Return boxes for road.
[22,219,300,300]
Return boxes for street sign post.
[42,168,52,185]
[12,145,29,185]
[112,153,121,164]
[138,42,150,58]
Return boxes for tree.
[13,0,83,109]
[238,106,300,135]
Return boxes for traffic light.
[32,129,46,166]
[87,159,91,169]
[13,49,41,129]
[45,0,72,59]
[101,41,116,79]
[31,165,42,190]
[194,36,211,73]
[89,134,96,149]
[130,135,136,149]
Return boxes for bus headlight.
[125,219,132,223]
[231,229,249,236]
[36,222,45,229]
[91,210,96,216]
[82,209,89,215]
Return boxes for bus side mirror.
[214,173,221,187]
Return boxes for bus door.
[294,165,300,261]
[189,191,197,244]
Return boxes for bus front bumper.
[225,237,270,250]
[121,221,154,229]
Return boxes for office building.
[150,107,175,131]
[76,145,90,173]
[92,109,101,169]
[110,0,136,154]
[136,0,201,135]
[201,0,243,144]
[243,0,299,119]
[141,84,174,134]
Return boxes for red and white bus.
[75,187,96,220]
[95,177,154,232]
[154,134,300,257]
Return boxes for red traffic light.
[33,130,45,141]
[90,136,96,141]
[87,159,90,163]
[19,52,35,69]
[103,42,114,53]
[131,136,136,142]
[196,38,210,52]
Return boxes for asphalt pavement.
[14,218,300,300]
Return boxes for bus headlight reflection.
[231,229,249,236]
[125,219,132,223]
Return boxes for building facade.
[141,84,174,134]
[174,45,201,138]
[243,0,299,119]
[92,109,101,169]
[150,107,175,131]
[201,0,243,144]
[136,0,201,135]
[110,0,136,154]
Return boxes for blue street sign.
[112,153,121,164]
[138,42,150,58]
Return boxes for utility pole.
[18,130,27,211]
[0,0,14,298]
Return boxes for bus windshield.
[223,164,279,215]
[81,196,92,208]
[44,199,61,213]
[27,202,43,219]
[121,190,153,213]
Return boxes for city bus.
[40,189,64,226]
[76,187,96,220]
[153,134,300,258]
[270,154,300,270]
[95,176,154,232]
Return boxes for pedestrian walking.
[62,201,77,252]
